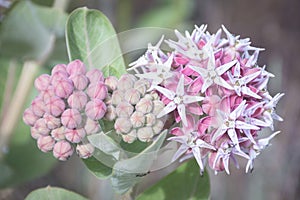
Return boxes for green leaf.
[137,159,210,200]
[66,7,126,76]
[111,131,167,194]
[0,1,67,60]
[25,186,88,200]
[82,155,113,179]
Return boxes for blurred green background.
[0,0,296,199]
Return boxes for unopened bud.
[111,90,124,105]
[34,74,51,91]
[86,69,104,83]
[124,88,140,105]
[44,113,61,129]
[104,105,116,121]
[152,100,165,115]
[116,102,134,117]
[87,82,108,100]
[34,118,50,136]
[105,76,118,91]
[65,128,86,143]
[37,135,55,152]
[51,64,67,75]
[40,86,55,101]
[130,112,145,128]
[114,117,132,134]
[61,109,82,129]
[136,98,153,114]
[76,143,94,159]
[137,127,154,142]
[68,91,88,111]
[23,107,39,126]
[31,96,46,117]
[30,127,42,139]
[54,78,74,98]
[69,74,89,90]
[145,113,156,126]
[53,140,74,161]
[134,79,150,95]
[66,59,87,75]
[51,71,69,85]
[152,119,164,134]
[84,118,101,135]
[85,99,107,120]
[51,126,66,141]
[45,96,66,117]
[122,130,137,143]
[117,74,136,91]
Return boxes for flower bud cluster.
[104,74,166,143]
[23,60,107,161]
[129,25,284,174]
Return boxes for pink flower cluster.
[129,25,284,174]
[23,60,107,161]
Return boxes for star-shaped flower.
[263,93,284,130]
[227,62,262,99]
[212,100,260,151]
[156,75,204,126]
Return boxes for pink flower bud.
[51,71,69,85]
[86,69,104,83]
[136,98,153,114]
[104,105,116,121]
[67,91,88,111]
[51,126,66,141]
[104,76,118,91]
[51,64,67,75]
[122,130,137,144]
[145,113,156,126]
[87,82,108,100]
[61,109,82,129]
[31,96,46,117]
[134,79,150,95]
[152,100,165,115]
[76,143,94,159]
[116,102,134,117]
[69,74,89,90]
[65,128,86,143]
[114,117,132,134]
[30,126,42,139]
[54,77,74,98]
[37,135,55,152]
[34,74,51,91]
[137,127,154,142]
[66,59,86,75]
[124,88,140,105]
[84,118,100,135]
[33,118,50,136]
[45,96,66,117]
[85,99,107,120]
[53,140,74,161]
[43,113,61,129]
[117,74,136,91]
[40,86,55,101]
[152,119,164,134]
[23,107,39,126]
[130,112,145,128]
[111,90,124,105]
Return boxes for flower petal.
[157,101,176,118]
[183,95,204,104]
[155,86,175,100]
[216,60,237,75]
[176,75,185,96]
[177,103,188,126]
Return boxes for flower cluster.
[129,25,284,174]
[23,60,107,160]
[104,74,166,143]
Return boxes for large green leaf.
[0,1,67,60]
[137,159,210,200]
[25,186,88,200]
[111,131,167,194]
[65,7,126,76]
[82,155,113,179]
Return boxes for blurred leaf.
[119,139,149,154]
[137,0,194,28]
[25,186,88,200]
[82,155,113,179]
[0,162,13,186]
[0,1,67,60]
[111,131,167,194]
[66,7,126,76]
[31,0,54,7]
[137,159,210,200]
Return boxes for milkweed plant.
[21,6,283,200]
